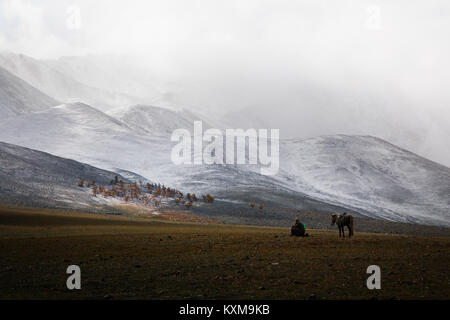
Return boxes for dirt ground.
[0,206,449,300]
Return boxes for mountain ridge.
[0,140,142,212]
[0,52,139,111]
[0,65,58,117]
[0,52,449,227]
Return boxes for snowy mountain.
[109,104,207,137]
[0,101,182,187]
[0,141,137,211]
[0,52,139,111]
[0,52,449,227]
[276,135,450,226]
[0,66,58,117]
[0,102,133,156]
[44,55,161,104]
[1,102,449,226]
[45,55,216,114]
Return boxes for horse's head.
[331,214,338,225]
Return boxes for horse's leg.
[347,225,352,238]
[350,220,354,237]
[341,226,345,238]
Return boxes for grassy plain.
[0,206,449,299]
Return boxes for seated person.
[290,218,307,237]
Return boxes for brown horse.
[331,213,354,238]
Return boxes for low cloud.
[0,0,449,165]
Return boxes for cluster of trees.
[203,194,215,203]
[174,192,213,209]
[76,176,215,210]
[249,203,264,210]
[78,179,96,188]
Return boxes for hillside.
[0,102,135,156]
[0,141,141,212]
[45,55,161,103]
[0,52,138,111]
[276,135,450,226]
[0,66,58,117]
[1,102,449,227]
[0,103,351,226]
[0,51,449,227]
[108,104,206,137]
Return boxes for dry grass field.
[0,206,449,300]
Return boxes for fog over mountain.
[1,0,449,166]
[0,98,449,226]
[0,65,58,117]
[0,1,449,227]
[0,51,140,111]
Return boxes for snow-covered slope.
[0,141,135,211]
[109,104,206,137]
[0,102,134,157]
[45,55,214,114]
[45,55,161,103]
[0,52,138,111]
[0,66,58,117]
[276,135,450,226]
[0,59,448,226]
[0,102,179,185]
[2,104,449,226]
[0,101,277,201]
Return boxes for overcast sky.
[0,0,449,165]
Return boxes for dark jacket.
[291,221,305,237]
